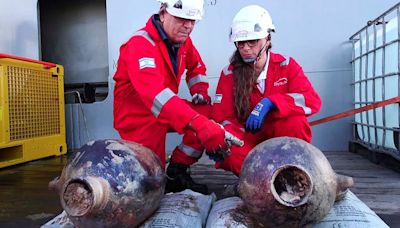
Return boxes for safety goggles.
[235,39,259,48]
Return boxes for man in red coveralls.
[212,5,322,177]
[113,0,228,194]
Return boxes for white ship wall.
[1,0,399,152]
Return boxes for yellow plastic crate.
[0,54,67,168]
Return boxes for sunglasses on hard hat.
[235,39,259,48]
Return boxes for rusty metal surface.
[0,150,400,227]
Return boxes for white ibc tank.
[351,3,399,156]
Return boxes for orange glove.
[189,115,226,151]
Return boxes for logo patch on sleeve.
[214,94,223,103]
[139,57,156,69]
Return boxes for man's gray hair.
[159,3,167,14]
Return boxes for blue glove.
[245,98,275,133]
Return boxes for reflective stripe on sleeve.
[223,65,232,75]
[133,30,155,46]
[221,120,232,126]
[288,93,312,115]
[178,143,203,158]
[187,75,207,89]
[221,120,245,132]
[280,56,290,66]
[151,88,176,117]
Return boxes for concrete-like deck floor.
[0,150,399,227]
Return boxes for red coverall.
[212,52,322,175]
[113,16,210,167]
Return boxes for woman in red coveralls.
[212,5,322,176]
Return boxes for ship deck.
[0,149,399,227]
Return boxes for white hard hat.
[230,5,275,42]
[158,0,204,20]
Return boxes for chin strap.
[255,42,268,64]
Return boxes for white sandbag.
[313,190,389,228]
[206,191,389,228]
[43,189,215,228]
[206,197,256,228]
[140,189,216,228]
[41,211,74,228]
